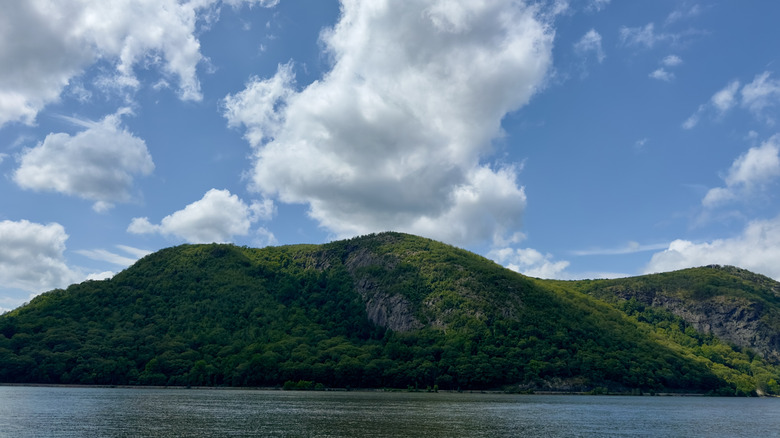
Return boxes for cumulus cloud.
[649,69,674,82]
[649,55,682,82]
[0,0,279,128]
[488,246,570,279]
[128,189,273,243]
[702,135,780,207]
[662,55,683,67]
[223,0,554,247]
[13,109,154,212]
[645,214,780,280]
[574,29,605,63]
[712,80,741,113]
[0,220,80,294]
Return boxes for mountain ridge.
[1,232,778,395]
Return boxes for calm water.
[0,387,778,437]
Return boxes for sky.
[2,0,780,312]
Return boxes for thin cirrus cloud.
[128,188,276,244]
[223,0,556,247]
[12,109,154,212]
[0,0,279,128]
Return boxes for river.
[1,387,778,437]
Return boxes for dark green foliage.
[1,233,778,394]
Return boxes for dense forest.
[1,232,779,395]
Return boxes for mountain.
[1,232,779,395]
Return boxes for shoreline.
[0,382,725,396]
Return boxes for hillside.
[1,232,779,395]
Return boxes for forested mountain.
[1,232,779,395]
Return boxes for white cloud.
[645,214,780,280]
[702,135,780,207]
[684,73,780,128]
[649,68,674,82]
[0,0,280,128]
[711,80,741,113]
[488,246,570,279]
[13,109,154,211]
[223,0,554,247]
[571,241,668,256]
[574,29,605,63]
[662,55,683,67]
[0,220,80,293]
[619,23,663,48]
[666,4,702,24]
[586,0,611,13]
[740,71,780,122]
[254,227,278,247]
[75,245,151,267]
[128,188,268,243]
[618,23,701,50]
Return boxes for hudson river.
[1,387,778,437]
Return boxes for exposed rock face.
[355,276,423,332]
[342,246,423,332]
[613,288,780,364]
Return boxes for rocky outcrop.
[612,287,780,364]
[343,247,423,332]
[355,276,423,332]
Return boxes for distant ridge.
[1,232,778,395]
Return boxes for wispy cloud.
[571,241,669,257]
[76,245,151,267]
[683,72,780,128]
[574,29,605,63]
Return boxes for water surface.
[1,387,778,437]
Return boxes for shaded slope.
[0,233,777,394]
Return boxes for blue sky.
[2,0,780,312]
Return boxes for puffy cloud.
[645,214,780,280]
[574,29,605,63]
[13,109,154,212]
[0,220,80,293]
[224,0,554,247]
[128,189,273,243]
[488,246,570,279]
[711,80,741,113]
[661,55,683,67]
[0,0,279,127]
[702,135,780,207]
[649,55,681,82]
[649,69,674,82]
